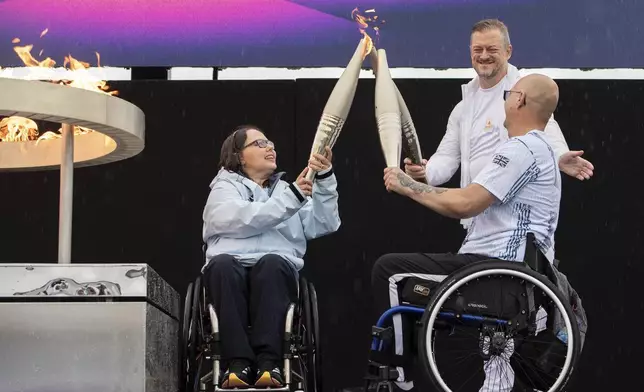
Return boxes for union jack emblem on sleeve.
[492,154,509,167]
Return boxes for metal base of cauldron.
[0,263,179,392]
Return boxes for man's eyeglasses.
[503,90,522,101]
[242,139,274,150]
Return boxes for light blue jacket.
[202,167,341,271]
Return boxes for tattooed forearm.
[397,173,447,194]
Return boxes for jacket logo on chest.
[485,119,493,130]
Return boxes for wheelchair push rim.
[190,276,205,392]
[308,282,322,392]
[288,276,321,392]
[180,281,194,392]
[419,261,580,392]
[181,277,205,392]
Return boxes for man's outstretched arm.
[385,168,496,219]
[386,138,538,219]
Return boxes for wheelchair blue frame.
[370,305,510,351]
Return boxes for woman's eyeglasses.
[242,139,274,150]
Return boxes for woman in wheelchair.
[201,125,340,389]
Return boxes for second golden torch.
[369,47,423,166]
[374,48,402,168]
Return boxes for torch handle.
[377,112,402,168]
[305,167,316,182]
[306,113,344,183]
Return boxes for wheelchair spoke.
[449,351,482,367]
[483,355,515,392]
[291,369,305,382]
[510,351,550,390]
[452,360,486,392]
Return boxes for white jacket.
[424,64,570,227]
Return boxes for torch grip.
[305,167,316,182]
[401,118,423,165]
[306,112,344,182]
[377,112,402,168]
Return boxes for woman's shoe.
[254,361,284,387]
[221,360,253,388]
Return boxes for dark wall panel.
[1,78,642,391]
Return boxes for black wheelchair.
[366,234,584,392]
[180,272,322,392]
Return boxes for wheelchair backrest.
[523,233,557,282]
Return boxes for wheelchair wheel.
[419,260,581,392]
[187,277,205,392]
[180,282,194,392]
[294,276,320,392]
[308,282,322,392]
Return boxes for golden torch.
[374,48,402,168]
[305,37,371,181]
[369,48,423,165]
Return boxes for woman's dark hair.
[218,124,264,172]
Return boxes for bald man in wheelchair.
[374,74,584,391]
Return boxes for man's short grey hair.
[471,19,511,47]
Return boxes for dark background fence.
[2,78,642,390]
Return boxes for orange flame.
[0,117,39,142]
[351,6,385,55]
[0,31,117,143]
[13,45,56,67]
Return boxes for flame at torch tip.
[363,36,374,60]
[351,7,385,50]
[351,8,368,30]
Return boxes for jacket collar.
[212,168,285,196]
[462,63,521,98]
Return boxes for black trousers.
[204,253,298,365]
[371,252,491,384]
